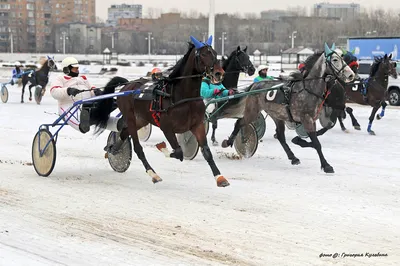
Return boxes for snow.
[1,72,400,266]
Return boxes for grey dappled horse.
[222,43,355,173]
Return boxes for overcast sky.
[96,0,386,20]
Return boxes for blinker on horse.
[91,35,231,187]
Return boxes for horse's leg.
[316,127,329,136]
[367,106,380,135]
[28,84,34,101]
[274,119,300,165]
[338,116,348,132]
[122,111,161,183]
[306,119,334,172]
[376,101,387,120]
[345,106,361,130]
[21,81,25,103]
[156,130,183,161]
[210,120,218,146]
[295,117,333,173]
[191,121,229,187]
[222,118,244,148]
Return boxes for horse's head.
[232,46,255,76]
[324,43,355,82]
[46,55,57,70]
[208,59,225,83]
[382,54,398,79]
[338,48,360,79]
[190,35,218,77]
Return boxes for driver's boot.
[79,108,91,133]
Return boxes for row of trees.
[101,7,400,55]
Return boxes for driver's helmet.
[257,64,269,73]
[61,57,79,74]
[15,61,21,67]
[151,67,162,80]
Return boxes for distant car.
[357,60,400,106]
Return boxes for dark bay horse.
[209,45,256,145]
[222,43,355,173]
[314,48,359,136]
[21,56,57,104]
[340,54,397,135]
[91,35,231,187]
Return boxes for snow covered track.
[1,82,400,265]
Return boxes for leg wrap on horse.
[201,145,213,162]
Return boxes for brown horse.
[91,36,230,187]
[342,54,397,135]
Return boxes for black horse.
[21,56,57,104]
[209,46,256,145]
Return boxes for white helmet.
[257,64,269,72]
[15,61,21,66]
[61,57,79,68]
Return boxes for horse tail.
[91,76,129,134]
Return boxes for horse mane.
[370,56,385,77]
[36,60,48,72]
[303,52,323,72]
[222,50,237,69]
[168,42,195,79]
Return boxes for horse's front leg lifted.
[156,130,183,161]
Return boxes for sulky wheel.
[176,131,199,160]
[1,84,9,103]
[138,124,152,142]
[106,131,133,173]
[32,128,57,177]
[234,123,258,158]
[252,112,267,140]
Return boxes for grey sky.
[96,0,386,20]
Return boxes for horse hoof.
[376,114,381,120]
[212,140,219,146]
[323,165,334,173]
[20,100,24,103]
[221,139,230,148]
[147,170,163,184]
[343,129,350,133]
[291,158,300,165]
[354,126,361,130]
[215,175,230,187]
[368,130,376,136]
[29,97,32,101]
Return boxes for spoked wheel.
[1,84,9,103]
[106,131,133,173]
[176,131,199,160]
[138,124,152,142]
[234,123,258,158]
[253,112,267,140]
[34,86,43,104]
[32,128,57,177]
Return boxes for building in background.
[0,0,96,53]
[51,0,96,24]
[313,2,360,20]
[54,23,102,54]
[107,4,142,27]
